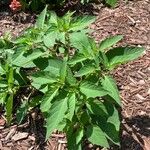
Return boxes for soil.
[0,0,150,149]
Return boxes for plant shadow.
[17,109,47,149]
[121,115,150,150]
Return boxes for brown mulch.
[0,0,150,149]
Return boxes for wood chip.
[5,127,17,141]
[0,117,5,126]
[58,140,67,144]
[28,146,34,150]
[51,134,65,138]
[0,140,3,148]
[28,135,35,141]
[135,94,146,100]
[144,138,150,150]
[148,88,150,95]
[12,132,28,142]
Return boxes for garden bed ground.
[0,0,150,149]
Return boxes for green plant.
[0,7,144,149]
[81,0,118,7]
[105,0,118,7]
[15,0,66,11]
[8,0,118,11]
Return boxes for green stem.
[6,66,14,125]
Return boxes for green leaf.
[46,98,68,139]
[0,81,8,88]
[43,32,57,48]
[16,101,28,124]
[106,47,145,69]
[67,127,83,150]
[68,53,87,66]
[80,111,91,125]
[98,101,120,145]
[66,68,77,85]
[101,76,121,106]
[31,71,57,85]
[75,65,96,77]
[86,100,108,117]
[14,68,28,86]
[86,125,109,148]
[105,0,118,7]
[80,82,108,99]
[99,35,123,52]
[71,16,96,31]
[31,71,57,90]
[69,32,92,57]
[40,87,59,112]
[57,32,66,44]
[0,65,5,75]
[12,49,44,68]
[67,93,76,121]
[57,119,66,132]
[106,106,120,145]
[106,102,120,132]
[60,57,67,82]
[36,59,62,77]
[48,11,58,25]
[29,95,43,108]
[35,6,47,28]
[76,128,84,145]
[0,92,7,104]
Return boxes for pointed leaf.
[16,101,28,124]
[43,32,57,48]
[75,65,96,77]
[48,11,58,25]
[68,53,87,65]
[80,82,108,98]
[40,88,59,112]
[67,93,76,121]
[101,76,121,106]
[69,32,92,57]
[31,71,57,85]
[106,106,120,145]
[67,127,83,150]
[36,6,47,28]
[46,98,68,139]
[0,65,5,75]
[66,68,77,85]
[12,49,44,68]
[86,125,109,148]
[99,35,123,52]
[86,100,108,117]
[98,101,120,145]
[106,47,145,69]
[107,104,120,131]
[71,16,96,31]
[37,59,62,77]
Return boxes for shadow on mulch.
[125,115,150,137]
[121,115,150,150]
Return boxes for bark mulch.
[0,0,150,149]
